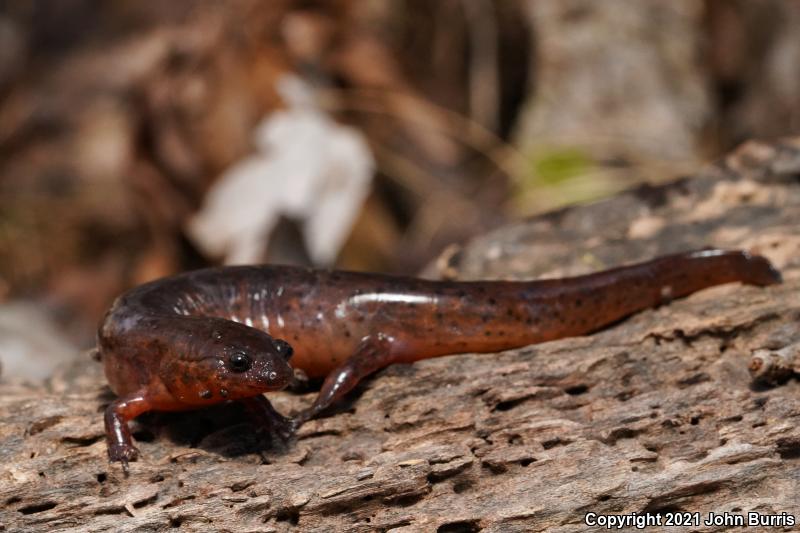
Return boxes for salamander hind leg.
[293,334,396,428]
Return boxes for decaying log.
[2,138,800,532]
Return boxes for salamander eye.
[228,351,251,373]
[274,339,293,360]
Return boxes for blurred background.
[1,0,799,381]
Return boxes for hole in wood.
[18,501,57,515]
[565,384,589,395]
[275,508,300,525]
[437,519,481,533]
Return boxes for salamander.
[97,249,781,466]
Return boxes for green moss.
[528,147,593,185]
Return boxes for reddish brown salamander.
[98,249,781,467]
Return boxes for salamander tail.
[740,252,782,287]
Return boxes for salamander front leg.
[104,392,152,472]
[293,334,395,427]
[241,394,295,445]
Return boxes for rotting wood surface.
[2,138,800,532]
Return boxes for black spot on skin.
[200,390,213,399]
[575,299,583,307]
[457,290,467,298]
[436,312,444,320]
[485,331,492,337]
[488,298,497,305]
[344,331,351,338]
[481,315,490,323]
[506,308,514,317]
[293,334,299,341]
[498,331,505,336]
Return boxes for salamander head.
[159,319,294,405]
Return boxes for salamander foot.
[107,442,139,473]
[241,395,296,449]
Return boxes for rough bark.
[513,0,710,162]
[2,138,800,532]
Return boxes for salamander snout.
[245,338,295,391]
[158,319,296,404]
[204,335,294,401]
